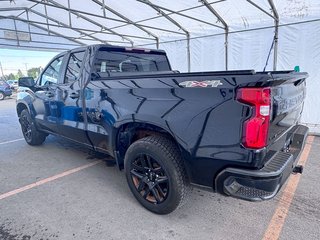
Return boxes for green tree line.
[3,67,42,80]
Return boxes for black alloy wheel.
[130,153,169,204]
[19,109,47,145]
[20,111,32,141]
[125,135,191,214]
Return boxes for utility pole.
[0,61,5,80]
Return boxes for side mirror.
[18,77,35,88]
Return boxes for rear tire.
[0,92,4,100]
[20,109,47,145]
[124,135,191,214]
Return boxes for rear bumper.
[215,124,309,201]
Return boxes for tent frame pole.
[268,0,279,71]
[13,18,20,46]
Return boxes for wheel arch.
[16,101,30,117]
[113,120,185,170]
[0,90,5,100]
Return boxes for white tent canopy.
[0,0,320,132]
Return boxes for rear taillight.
[236,87,271,149]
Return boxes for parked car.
[0,79,12,100]
[6,79,18,90]
[16,44,309,214]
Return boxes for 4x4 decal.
[179,80,223,88]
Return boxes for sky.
[0,48,61,77]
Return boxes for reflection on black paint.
[130,80,141,88]
[161,88,185,118]
[129,89,146,114]
[191,98,232,157]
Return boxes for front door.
[34,55,65,134]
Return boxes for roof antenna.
[263,36,276,72]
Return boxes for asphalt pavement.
[0,96,319,240]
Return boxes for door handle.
[45,92,54,98]
[69,92,79,99]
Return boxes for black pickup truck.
[17,44,308,214]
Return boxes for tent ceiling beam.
[27,0,131,24]
[25,0,135,44]
[22,9,111,44]
[137,0,224,30]
[246,0,276,20]
[17,2,39,17]
[4,14,149,42]
[46,0,134,46]
[111,0,226,32]
[0,25,84,45]
[18,16,84,45]
[0,15,84,46]
[91,0,159,48]
[0,7,26,11]
[27,0,185,36]
[200,0,229,70]
[0,43,78,51]
[138,0,191,72]
[0,36,79,47]
[74,37,129,45]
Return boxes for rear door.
[55,50,92,146]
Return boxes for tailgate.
[268,72,307,145]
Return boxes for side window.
[65,51,85,83]
[40,56,63,86]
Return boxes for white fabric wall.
[228,28,274,71]
[277,21,320,133]
[159,40,188,73]
[159,21,320,133]
[189,34,225,72]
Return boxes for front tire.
[20,109,47,145]
[124,135,190,214]
[0,92,5,100]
